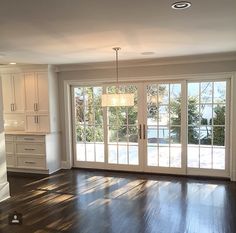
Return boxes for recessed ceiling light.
[171,1,192,10]
[141,52,155,55]
[9,62,16,65]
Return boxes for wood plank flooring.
[0,169,236,233]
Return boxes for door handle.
[34,103,38,111]
[139,124,142,139]
[143,124,146,140]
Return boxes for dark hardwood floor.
[0,169,236,233]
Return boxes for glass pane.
[76,125,85,142]
[214,82,226,103]
[86,143,95,162]
[170,84,181,102]
[213,147,225,169]
[77,143,85,161]
[200,146,212,168]
[147,104,158,125]
[85,126,95,142]
[159,127,169,144]
[188,101,200,126]
[128,126,138,143]
[129,146,139,165]
[170,127,181,144]
[94,107,103,125]
[170,146,181,168]
[148,127,158,144]
[188,83,199,103]
[108,145,117,164]
[109,127,117,143]
[118,126,128,142]
[213,127,225,146]
[200,126,212,145]
[159,146,169,167]
[95,144,104,162]
[128,107,138,125]
[159,84,169,104]
[188,145,199,168]
[170,100,181,126]
[159,105,169,125]
[188,126,199,144]
[95,126,104,142]
[147,146,158,166]
[213,105,225,125]
[201,82,212,103]
[118,145,128,164]
[200,104,212,125]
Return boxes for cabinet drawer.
[5,135,14,142]
[6,155,15,167]
[16,135,45,143]
[16,143,45,155]
[5,142,14,154]
[17,156,46,169]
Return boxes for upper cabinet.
[0,65,60,133]
[2,73,25,114]
[25,72,49,114]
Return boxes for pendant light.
[101,47,134,107]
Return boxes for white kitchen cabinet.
[25,72,49,114]
[6,133,61,174]
[2,73,25,114]
[26,115,49,133]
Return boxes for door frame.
[64,73,233,178]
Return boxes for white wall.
[0,78,10,202]
[57,55,236,180]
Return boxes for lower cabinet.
[5,133,60,174]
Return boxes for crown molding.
[56,52,236,72]
[0,64,49,74]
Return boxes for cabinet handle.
[139,124,142,139]
[24,148,36,151]
[10,104,13,111]
[143,124,146,140]
[34,116,39,124]
[13,103,16,111]
[34,103,38,111]
[23,138,35,141]
[25,161,36,164]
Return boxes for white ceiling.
[0,0,236,65]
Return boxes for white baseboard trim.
[61,161,72,169]
[0,181,10,202]
[231,170,236,181]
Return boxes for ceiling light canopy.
[171,1,192,10]
[101,48,134,107]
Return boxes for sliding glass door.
[144,82,185,174]
[187,81,229,177]
[72,79,230,177]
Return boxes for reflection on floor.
[0,169,235,233]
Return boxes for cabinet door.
[38,115,49,132]
[36,72,49,114]
[25,73,37,114]
[13,73,25,113]
[1,74,13,113]
[26,115,38,132]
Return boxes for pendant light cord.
[113,47,121,93]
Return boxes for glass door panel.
[73,86,105,168]
[145,82,184,173]
[106,84,141,170]
[187,81,228,176]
